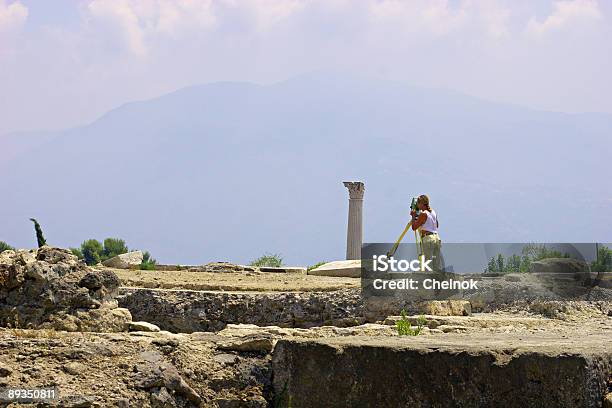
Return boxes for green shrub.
[102,238,128,261]
[140,251,157,270]
[29,218,47,248]
[0,241,15,253]
[592,245,612,272]
[81,239,103,265]
[396,310,425,336]
[69,247,84,259]
[307,261,326,271]
[250,253,283,268]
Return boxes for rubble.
[0,247,132,332]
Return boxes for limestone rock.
[418,300,472,316]
[603,392,612,408]
[530,258,590,273]
[218,334,275,353]
[188,262,253,273]
[102,251,143,269]
[150,387,176,408]
[213,353,239,365]
[134,351,201,405]
[63,362,86,375]
[129,321,161,332]
[308,260,361,278]
[0,247,131,332]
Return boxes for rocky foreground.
[0,247,610,407]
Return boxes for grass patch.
[250,253,283,268]
[307,261,326,271]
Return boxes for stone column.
[343,181,365,260]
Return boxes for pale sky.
[1,0,611,135]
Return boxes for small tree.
[496,254,505,273]
[485,257,498,273]
[81,239,103,265]
[29,218,47,248]
[519,254,531,273]
[102,238,128,261]
[0,241,14,253]
[506,254,521,273]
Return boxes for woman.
[410,194,442,272]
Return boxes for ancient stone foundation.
[118,288,364,332]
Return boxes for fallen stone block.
[308,260,361,278]
[129,321,161,332]
[102,251,143,269]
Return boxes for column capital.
[343,181,365,199]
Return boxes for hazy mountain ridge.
[2,73,611,264]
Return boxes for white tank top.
[421,210,438,233]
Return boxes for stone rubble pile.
[0,246,132,332]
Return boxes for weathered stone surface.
[102,251,143,269]
[113,267,359,292]
[0,247,131,332]
[118,288,364,332]
[134,350,202,405]
[463,272,611,312]
[129,321,161,332]
[187,262,252,273]
[174,263,305,274]
[272,332,612,408]
[603,392,612,408]
[417,300,472,316]
[0,327,272,407]
[218,323,397,339]
[308,260,361,278]
[530,257,590,273]
[218,335,275,353]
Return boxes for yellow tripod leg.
[387,221,412,257]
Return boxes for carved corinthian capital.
[343,181,365,199]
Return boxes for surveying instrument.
[387,197,423,258]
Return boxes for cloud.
[527,0,601,35]
[0,0,27,32]
[368,0,468,36]
[82,0,520,57]
[87,0,217,56]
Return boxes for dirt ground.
[112,268,359,292]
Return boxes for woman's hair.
[418,194,432,211]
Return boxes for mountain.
[2,73,611,265]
